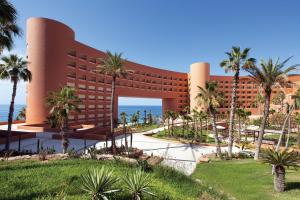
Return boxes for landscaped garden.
[0,159,227,200]
[192,159,300,200]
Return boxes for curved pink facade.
[26,17,300,130]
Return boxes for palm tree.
[196,81,223,157]
[16,106,26,120]
[136,110,140,126]
[143,110,147,124]
[120,112,128,151]
[245,57,299,160]
[169,111,178,136]
[254,91,265,115]
[0,54,31,152]
[97,51,128,154]
[262,149,299,192]
[46,86,81,153]
[236,108,251,143]
[220,47,256,159]
[295,113,300,149]
[163,111,171,136]
[272,91,286,111]
[198,111,207,142]
[0,0,21,53]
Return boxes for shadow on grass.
[286,182,300,191]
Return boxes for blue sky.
[1,0,300,105]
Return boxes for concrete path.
[0,124,240,175]
[95,127,240,175]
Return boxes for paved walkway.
[0,124,240,175]
[95,127,240,175]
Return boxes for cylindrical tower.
[189,62,210,111]
[26,17,75,124]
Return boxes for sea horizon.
[0,104,162,122]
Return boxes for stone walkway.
[0,124,240,175]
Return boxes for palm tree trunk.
[285,115,291,148]
[6,79,18,152]
[297,124,300,149]
[274,166,285,192]
[123,122,128,152]
[228,71,239,159]
[276,106,293,151]
[110,76,116,154]
[210,107,221,157]
[254,92,271,160]
[200,119,203,143]
[238,116,241,144]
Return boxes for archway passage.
[118,97,162,123]
[114,96,177,123]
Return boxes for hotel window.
[67,82,75,88]
[78,84,86,90]
[67,72,76,79]
[67,61,76,68]
[89,58,96,64]
[79,65,87,71]
[78,94,86,99]
[79,54,87,60]
[67,50,76,57]
[79,75,86,81]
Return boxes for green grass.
[192,159,300,200]
[0,158,226,200]
[131,124,160,133]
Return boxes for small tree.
[196,81,224,157]
[272,91,286,111]
[169,111,179,136]
[120,112,128,151]
[47,86,81,153]
[16,106,26,120]
[163,111,171,136]
[262,149,299,192]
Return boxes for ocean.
[0,104,25,122]
[0,104,162,122]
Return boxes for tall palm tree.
[220,47,256,158]
[295,113,300,149]
[245,57,299,160]
[196,81,223,157]
[169,111,178,136]
[163,111,171,136]
[97,51,128,154]
[120,112,128,151]
[0,0,21,53]
[46,86,81,153]
[0,54,31,152]
[235,108,251,143]
[262,149,299,192]
[197,111,207,142]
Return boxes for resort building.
[25,18,300,132]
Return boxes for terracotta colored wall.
[26,17,300,128]
[26,18,189,128]
[26,18,74,124]
[189,62,210,111]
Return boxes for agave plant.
[123,169,155,200]
[262,149,300,192]
[81,167,120,200]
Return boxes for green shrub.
[123,169,155,200]
[80,167,120,199]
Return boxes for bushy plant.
[262,149,300,192]
[123,169,155,200]
[136,159,152,172]
[81,167,119,200]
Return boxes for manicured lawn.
[131,124,160,133]
[192,159,300,200]
[0,158,226,200]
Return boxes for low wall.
[0,120,25,126]
[0,130,36,144]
